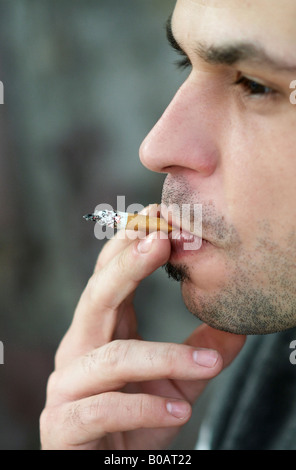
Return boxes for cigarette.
[83,209,173,234]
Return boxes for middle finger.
[47,339,222,406]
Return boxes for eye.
[235,75,276,98]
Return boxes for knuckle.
[98,339,131,370]
[45,370,71,405]
[54,350,62,369]
[46,371,59,396]
[116,248,129,272]
[64,398,105,438]
[39,407,51,432]
[81,349,100,375]
[80,340,133,378]
[162,343,179,377]
[61,402,93,445]
[64,402,84,429]
[40,405,58,430]
[40,406,59,444]
[53,333,74,370]
[40,398,105,449]
[53,344,65,369]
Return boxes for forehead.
[174,0,296,58]
[181,0,296,11]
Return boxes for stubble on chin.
[165,233,296,335]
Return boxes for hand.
[40,206,245,450]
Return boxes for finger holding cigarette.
[93,205,164,271]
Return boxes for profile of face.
[140,0,296,335]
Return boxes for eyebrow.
[166,14,296,73]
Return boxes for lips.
[160,205,201,239]
[160,203,202,234]
[170,229,203,252]
[159,204,209,257]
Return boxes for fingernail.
[137,236,154,254]
[193,349,219,368]
[166,401,191,420]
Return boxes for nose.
[139,77,220,177]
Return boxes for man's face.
[140,0,296,335]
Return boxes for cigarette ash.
[83,210,121,228]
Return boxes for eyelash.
[234,75,276,98]
[175,56,191,71]
[175,56,276,99]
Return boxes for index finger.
[57,232,171,367]
[94,204,161,271]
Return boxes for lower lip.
[169,230,211,260]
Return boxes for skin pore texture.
[140,0,296,335]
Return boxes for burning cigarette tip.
[83,213,97,221]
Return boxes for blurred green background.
[0,0,211,449]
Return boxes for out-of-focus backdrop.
[0,0,212,449]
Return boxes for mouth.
[168,228,213,260]
[170,227,202,248]
[160,205,212,259]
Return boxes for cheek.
[221,117,296,248]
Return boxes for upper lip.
[160,207,204,240]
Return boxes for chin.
[180,280,294,336]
